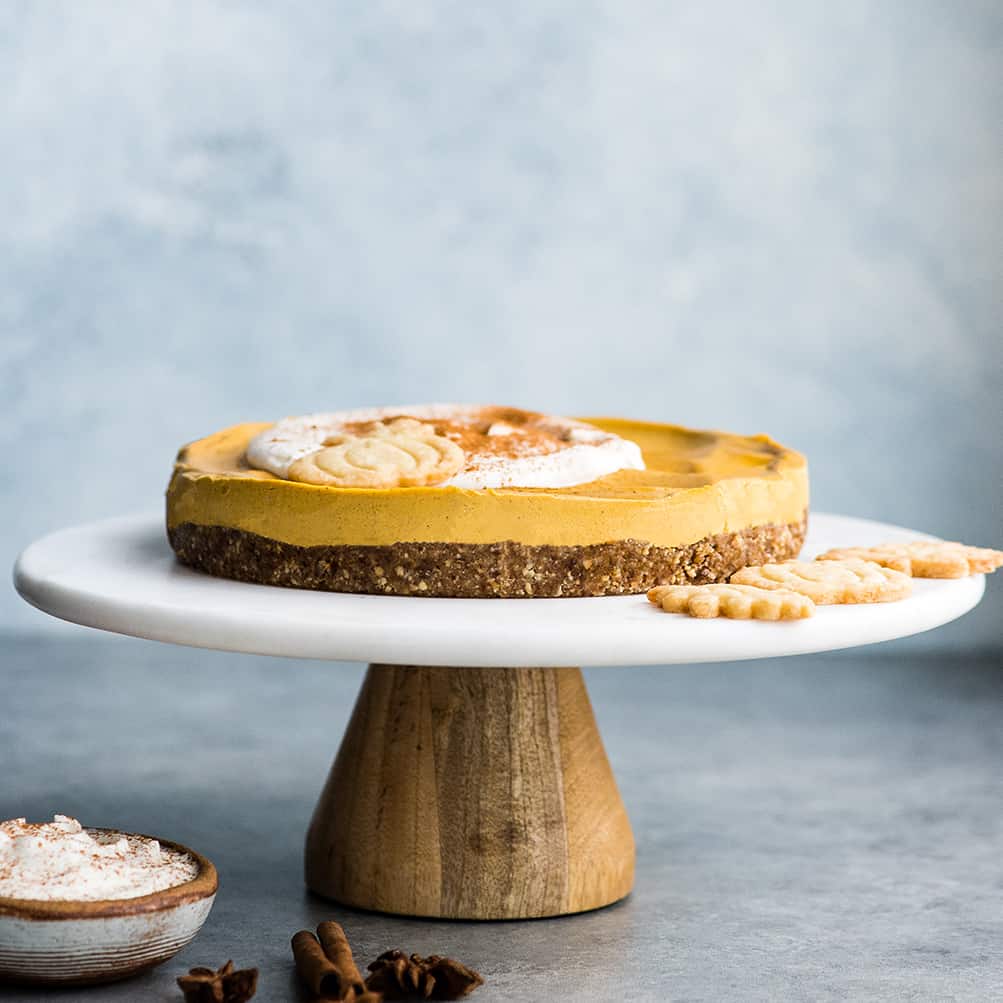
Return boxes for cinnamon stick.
[291,926,365,999]
[317,921,366,992]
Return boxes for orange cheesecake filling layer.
[166,418,809,549]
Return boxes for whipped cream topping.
[246,405,646,489]
[0,815,200,901]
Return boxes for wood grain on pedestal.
[305,665,635,919]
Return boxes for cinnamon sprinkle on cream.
[0,815,198,901]
[246,405,645,489]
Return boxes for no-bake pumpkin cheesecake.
[166,405,808,597]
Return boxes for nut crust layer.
[167,516,807,598]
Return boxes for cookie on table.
[730,558,911,604]
[817,541,1003,579]
[647,583,815,620]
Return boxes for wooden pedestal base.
[305,665,635,919]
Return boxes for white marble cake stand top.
[13,512,984,666]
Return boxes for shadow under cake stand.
[14,513,985,920]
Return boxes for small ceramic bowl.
[0,831,217,987]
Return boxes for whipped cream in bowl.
[0,815,200,902]
[0,815,217,987]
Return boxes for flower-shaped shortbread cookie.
[731,558,911,604]
[647,583,815,620]
[817,541,1003,579]
[288,417,465,488]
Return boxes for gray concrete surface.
[1,632,1001,1001]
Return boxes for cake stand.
[13,513,985,920]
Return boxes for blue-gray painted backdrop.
[3,2,1001,647]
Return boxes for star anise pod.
[365,950,483,1000]
[177,960,258,1003]
[421,957,483,999]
